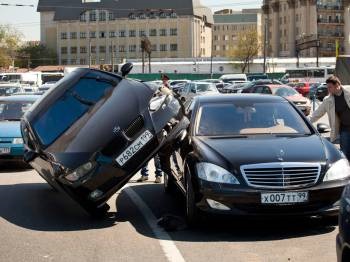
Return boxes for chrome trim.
[240,162,321,189]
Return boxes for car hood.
[193,135,327,170]
[0,121,21,138]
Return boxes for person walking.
[309,76,350,160]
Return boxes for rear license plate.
[0,147,10,155]
[116,130,153,167]
[261,192,308,204]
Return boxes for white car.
[220,74,248,83]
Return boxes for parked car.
[337,183,350,262]
[180,82,219,102]
[294,82,311,97]
[240,79,283,93]
[221,82,249,94]
[0,84,22,96]
[251,85,311,116]
[309,82,322,99]
[195,79,224,91]
[165,94,349,224]
[0,95,40,164]
[247,74,268,81]
[21,64,189,216]
[38,81,57,93]
[220,74,248,83]
[316,83,329,101]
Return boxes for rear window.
[33,71,119,146]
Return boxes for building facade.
[262,0,350,57]
[212,9,263,58]
[37,0,213,65]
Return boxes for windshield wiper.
[2,118,21,121]
[210,135,248,139]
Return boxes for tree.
[0,25,23,68]
[16,43,57,69]
[230,29,261,73]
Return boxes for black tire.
[88,204,110,219]
[164,172,176,194]
[185,174,203,226]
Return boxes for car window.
[32,72,119,146]
[196,102,311,136]
[0,101,34,121]
[274,87,298,97]
[196,84,216,92]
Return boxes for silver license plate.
[0,147,10,155]
[116,130,153,167]
[261,192,309,204]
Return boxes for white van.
[219,74,248,83]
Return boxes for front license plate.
[116,130,153,167]
[0,147,10,155]
[261,192,309,204]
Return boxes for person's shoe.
[137,176,149,182]
[154,177,162,184]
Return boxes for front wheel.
[186,174,203,226]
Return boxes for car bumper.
[0,144,24,162]
[196,179,349,217]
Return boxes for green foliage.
[0,25,23,68]
[16,43,57,68]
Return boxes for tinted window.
[33,72,119,146]
[274,87,299,97]
[0,101,34,121]
[196,84,216,92]
[196,102,311,136]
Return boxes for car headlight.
[12,138,24,144]
[65,162,95,182]
[196,163,240,184]
[323,159,350,182]
[149,95,168,111]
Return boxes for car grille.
[240,162,321,189]
[124,115,144,138]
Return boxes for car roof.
[257,84,290,89]
[195,94,286,104]
[0,95,40,102]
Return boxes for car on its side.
[0,95,40,164]
[21,64,189,217]
[165,94,350,224]
[250,85,312,116]
[337,183,350,262]
[179,82,219,103]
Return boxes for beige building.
[37,0,213,65]
[212,9,263,58]
[263,0,350,57]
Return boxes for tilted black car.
[21,64,188,216]
[165,94,350,224]
[337,183,350,262]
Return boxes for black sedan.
[337,183,350,262]
[316,83,329,101]
[165,94,350,224]
[21,64,188,216]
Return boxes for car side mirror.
[121,62,133,77]
[191,88,197,94]
[317,123,330,133]
[23,149,38,163]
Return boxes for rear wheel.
[186,174,203,226]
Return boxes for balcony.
[318,31,345,38]
[317,18,344,24]
[317,4,344,11]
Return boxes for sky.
[0,0,262,41]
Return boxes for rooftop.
[213,13,258,24]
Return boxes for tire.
[164,172,176,194]
[88,204,110,219]
[185,173,203,226]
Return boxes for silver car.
[180,82,219,103]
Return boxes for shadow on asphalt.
[115,183,337,243]
[0,183,118,231]
[0,162,32,173]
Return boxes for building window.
[149,12,157,19]
[151,44,157,51]
[129,13,136,19]
[99,11,106,21]
[109,31,115,38]
[139,13,147,19]
[71,47,77,54]
[99,46,106,53]
[296,14,299,22]
[129,45,136,52]
[170,44,178,51]
[214,35,219,41]
[139,30,146,37]
[109,45,116,52]
[224,35,229,41]
[149,29,157,36]
[99,31,106,38]
[80,58,86,65]
[170,28,177,36]
[129,30,136,37]
[61,47,67,54]
[80,46,87,54]
[170,12,177,18]
[71,59,77,65]
[109,12,114,21]
[80,32,87,39]
[214,45,220,51]
[70,32,77,39]
[119,30,126,37]
[61,59,68,65]
[119,45,125,52]
[89,10,96,22]
[80,13,87,22]
[159,12,167,19]
[90,31,96,38]
[160,29,167,36]
[61,32,67,40]
[160,44,167,51]
[91,46,96,53]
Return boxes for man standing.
[310,76,350,160]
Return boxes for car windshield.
[196,102,311,136]
[33,71,119,146]
[0,101,34,121]
[273,87,299,97]
[196,83,216,92]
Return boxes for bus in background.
[280,66,335,84]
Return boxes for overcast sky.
[0,0,262,40]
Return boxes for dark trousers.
[141,154,162,177]
[340,131,350,161]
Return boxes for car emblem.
[113,126,121,135]
[277,149,285,161]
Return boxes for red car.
[294,82,311,97]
